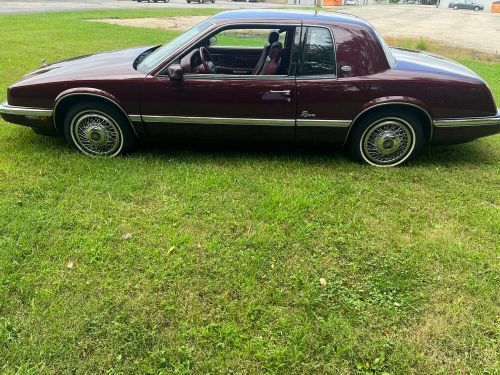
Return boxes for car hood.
[18,46,155,85]
[391,48,483,82]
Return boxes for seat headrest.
[268,42,283,59]
[268,30,279,44]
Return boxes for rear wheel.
[63,101,136,157]
[348,110,423,167]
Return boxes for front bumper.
[432,109,500,145]
[0,101,55,131]
[0,102,53,117]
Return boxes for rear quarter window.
[299,27,336,76]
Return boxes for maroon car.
[1,10,499,167]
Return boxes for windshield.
[137,19,213,73]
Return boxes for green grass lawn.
[0,9,499,375]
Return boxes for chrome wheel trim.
[70,111,123,156]
[360,117,416,167]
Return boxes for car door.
[140,26,299,143]
[295,26,351,146]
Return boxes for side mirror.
[208,36,217,47]
[167,64,183,81]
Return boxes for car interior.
[175,26,296,76]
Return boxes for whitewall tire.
[349,110,424,167]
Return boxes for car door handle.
[269,90,291,96]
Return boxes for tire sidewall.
[63,101,135,157]
[349,110,424,167]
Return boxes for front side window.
[212,28,286,48]
[170,26,293,76]
[300,27,336,76]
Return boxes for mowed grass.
[0,9,499,375]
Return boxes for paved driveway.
[0,0,280,14]
[342,5,500,55]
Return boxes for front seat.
[260,42,283,75]
[252,30,279,75]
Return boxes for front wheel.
[473,6,479,10]
[63,101,136,157]
[453,4,458,9]
[348,111,423,167]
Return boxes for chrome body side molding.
[128,114,142,122]
[297,119,351,127]
[0,102,53,117]
[138,115,352,128]
[141,115,295,127]
[434,111,500,127]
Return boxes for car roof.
[210,9,371,28]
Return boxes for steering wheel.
[199,47,217,74]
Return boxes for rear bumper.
[432,110,500,145]
[0,101,55,131]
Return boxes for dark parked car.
[1,10,499,167]
[135,0,169,3]
[449,0,484,10]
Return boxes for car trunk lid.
[391,47,483,81]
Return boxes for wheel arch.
[344,101,434,145]
[53,89,139,137]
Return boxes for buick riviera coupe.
[1,10,499,167]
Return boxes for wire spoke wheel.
[361,118,416,166]
[70,111,123,156]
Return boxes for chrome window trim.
[53,93,139,137]
[296,74,337,81]
[141,115,295,127]
[0,102,53,117]
[182,74,291,81]
[297,119,351,127]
